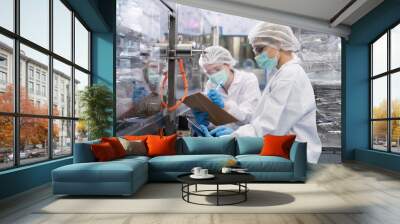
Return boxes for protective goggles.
[252,45,266,55]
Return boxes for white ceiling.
[174,0,384,38]
[224,0,352,23]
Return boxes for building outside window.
[41,85,46,97]
[0,55,7,90]
[35,70,40,81]
[28,66,34,80]
[0,55,6,67]
[35,83,40,95]
[41,73,46,83]
[28,81,34,94]
[0,71,6,85]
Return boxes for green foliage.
[373,99,400,140]
[79,84,113,140]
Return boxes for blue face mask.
[209,68,228,86]
[255,52,278,71]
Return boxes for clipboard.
[183,92,238,126]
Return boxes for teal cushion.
[149,154,235,172]
[117,155,150,163]
[236,155,293,172]
[73,139,101,163]
[53,159,147,183]
[236,137,263,155]
[178,137,235,155]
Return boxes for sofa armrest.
[73,140,100,163]
[289,141,307,182]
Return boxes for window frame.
[370,20,400,154]
[0,0,92,171]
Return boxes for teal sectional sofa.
[52,137,307,196]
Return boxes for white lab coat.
[205,69,261,130]
[233,59,322,163]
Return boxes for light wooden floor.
[1,161,400,224]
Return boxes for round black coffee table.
[177,173,255,206]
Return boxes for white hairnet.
[248,22,300,52]
[199,46,236,69]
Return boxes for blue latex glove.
[132,86,147,102]
[191,124,204,137]
[207,89,224,108]
[199,125,212,137]
[210,126,234,137]
[192,109,209,126]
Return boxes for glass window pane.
[53,119,72,157]
[372,121,388,151]
[53,0,72,60]
[20,117,49,165]
[20,0,49,49]
[391,72,400,118]
[0,116,14,170]
[20,44,49,115]
[0,35,14,112]
[74,69,89,118]
[392,120,400,153]
[372,77,387,119]
[0,0,14,31]
[391,24,400,70]
[74,18,89,70]
[75,120,88,143]
[53,59,72,117]
[372,33,387,76]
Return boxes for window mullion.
[13,0,20,167]
[48,0,54,160]
[71,10,76,154]
[388,30,391,152]
[370,45,373,149]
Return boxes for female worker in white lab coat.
[193,46,261,132]
[202,22,322,163]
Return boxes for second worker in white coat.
[201,22,322,164]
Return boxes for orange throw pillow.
[124,135,148,141]
[91,142,117,161]
[101,137,127,158]
[259,134,296,159]
[146,134,177,157]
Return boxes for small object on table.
[177,173,255,206]
[221,167,232,173]
[221,167,248,174]
[190,167,214,179]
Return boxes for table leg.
[187,184,190,202]
[195,184,197,192]
[181,184,183,199]
[245,183,247,201]
[217,184,219,206]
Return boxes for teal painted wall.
[343,0,400,171]
[92,32,115,135]
[0,158,72,199]
[0,0,116,200]
[355,149,400,172]
[91,0,116,135]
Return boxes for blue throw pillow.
[178,137,235,155]
[236,137,264,155]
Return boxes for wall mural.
[116,1,341,154]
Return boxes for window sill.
[0,156,72,176]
